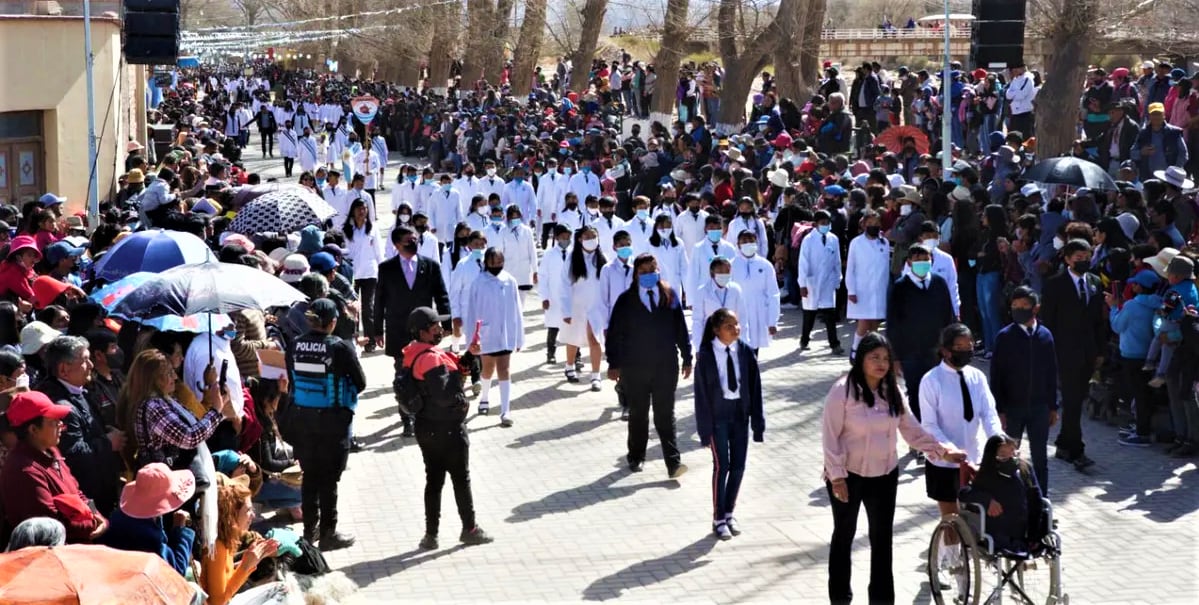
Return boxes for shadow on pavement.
[340,545,466,588]
[581,536,718,601]
[507,469,681,523]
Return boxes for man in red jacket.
[1,391,107,544]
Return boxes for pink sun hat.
[119,463,196,519]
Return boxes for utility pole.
[83,0,101,230]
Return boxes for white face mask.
[1053,238,1065,250]
[899,204,913,216]
[684,124,694,134]
[581,239,599,252]
[477,206,489,216]
[740,243,758,257]
[714,273,732,287]
[486,168,497,176]
[657,228,673,240]
[14,374,29,389]
[922,238,939,250]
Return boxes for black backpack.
[393,348,436,415]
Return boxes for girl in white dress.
[341,198,385,352]
[730,230,781,352]
[844,209,891,359]
[537,225,573,364]
[560,226,607,390]
[465,194,490,232]
[500,205,538,307]
[691,256,745,352]
[649,215,686,304]
[462,248,525,426]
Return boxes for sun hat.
[767,168,790,188]
[5,391,72,426]
[1147,102,1165,114]
[887,174,906,189]
[268,247,291,264]
[1153,166,1194,189]
[724,148,745,164]
[125,169,145,184]
[279,254,310,283]
[19,321,59,356]
[1167,255,1195,279]
[1115,212,1141,240]
[949,186,972,202]
[220,232,256,253]
[771,132,792,149]
[1019,183,1043,198]
[1145,247,1179,278]
[31,276,71,310]
[126,140,144,153]
[120,463,196,519]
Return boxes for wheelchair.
[927,482,1068,604]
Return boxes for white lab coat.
[297,136,319,172]
[592,214,626,260]
[341,188,378,224]
[454,175,481,203]
[797,229,842,311]
[567,171,601,202]
[690,280,745,352]
[557,207,588,235]
[393,180,423,212]
[430,188,465,238]
[596,258,635,333]
[688,238,738,303]
[625,216,656,256]
[278,130,298,159]
[727,216,768,248]
[845,234,891,320]
[650,240,685,300]
[465,212,490,233]
[538,245,572,329]
[537,173,566,223]
[462,271,525,355]
[930,246,961,317]
[559,253,605,347]
[501,180,538,225]
[449,254,484,320]
[731,253,781,350]
[499,224,537,287]
[343,226,385,281]
[476,175,506,201]
[352,149,383,190]
[675,209,710,261]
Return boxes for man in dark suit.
[1085,100,1139,176]
[887,244,956,424]
[375,225,452,437]
[1039,240,1108,470]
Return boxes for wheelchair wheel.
[928,515,982,605]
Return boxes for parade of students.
[560,226,606,389]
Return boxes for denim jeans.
[255,477,303,509]
[976,271,1002,352]
[709,412,749,521]
[978,113,999,151]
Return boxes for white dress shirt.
[918,362,1005,469]
[713,338,741,399]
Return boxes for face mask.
[563,167,573,175]
[508,218,522,228]
[416,223,430,233]
[1062,210,1073,221]
[442,184,452,192]
[690,207,701,216]
[616,246,633,260]
[588,208,600,216]
[14,374,29,389]
[922,237,939,250]
[219,329,239,341]
[911,260,932,278]
[1052,238,1064,250]
[1010,307,1035,324]
[899,204,913,216]
[581,239,599,252]
[464,171,475,177]
[997,457,1020,475]
[402,241,419,254]
[817,224,831,235]
[913,176,923,186]
[949,349,974,368]
[407,175,418,182]
[706,230,722,243]
[714,273,732,287]
[685,124,694,134]
[581,166,591,174]
[866,225,881,237]
[468,248,484,262]
[399,214,411,223]
[486,266,503,276]
[490,217,504,225]
[657,228,673,239]
[638,272,660,289]
[739,243,758,257]
[316,178,327,187]
[486,168,497,176]
[635,209,649,221]
[1071,260,1091,274]
[565,203,577,211]
[514,177,525,184]
[557,239,571,250]
[740,211,754,219]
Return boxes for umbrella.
[92,230,212,282]
[227,187,337,235]
[230,182,291,210]
[90,271,158,311]
[873,125,930,155]
[0,544,194,604]
[138,312,232,334]
[110,260,305,320]
[1021,156,1119,191]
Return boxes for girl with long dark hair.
[342,198,383,352]
[975,204,1009,356]
[821,332,965,604]
[560,226,607,387]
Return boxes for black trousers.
[826,468,899,604]
[1003,405,1051,494]
[545,327,559,360]
[802,308,840,347]
[900,358,936,422]
[283,157,294,177]
[260,130,275,155]
[1055,360,1092,457]
[354,278,377,338]
[1008,112,1034,138]
[393,355,414,427]
[540,221,557,249]
[293,407,353,535]
[416,424,476,536]
[623,367,681,469]
[1121,356,1154,437]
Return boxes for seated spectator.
[229,308,278,379]
[0,235,42,306]
[85,329,126,429]
[0,301,22,355]
[121,349,228,472]
[19,321,57,385]
[97,463,196,576]
[6,516,66,551]
[1,391,106,544]
[202,475,280,605]
[246,376,301,519]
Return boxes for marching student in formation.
[448,230,487,392]
[501,165,538,234]
[692,255,745,351]
[431,173,465,240]
[455,163,481,204]
[688,215,737,304]
[341,198,385,353]
[598,230,638,418]
[369,126,389,187]
[385,205,437,260]
[592,197,625,260]
[482,204,507,247]
[326,123,344,169]
[441,223,474,300]
[566,158,601,203]
[395,164,423,212]
[344,173,378,223]
[279,120,298,178]
[465,194,491,232]
[727,197,769,246]
[649,184,678,222]
[845,209,892,359]
[537,158,566,248]
[315,131,330,168]
[675,193,709,264]
[557,192,587,234]
[298,126,320,174]
[499,205,538,307]
[353,138,384,199]
[626,196,657,256]
[730,231,780,353]
[649,215,685,306]
[416,167,440,216]
[798,210,845,355]
[462,248,525,427]
[560,226,607,390]
[477,159,506,201]
[538,225,573,365]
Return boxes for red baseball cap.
[6,391,72,426]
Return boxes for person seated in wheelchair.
[958,433,1046,555]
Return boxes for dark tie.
[1077,277,1087,303]
[561,249,566,261]
[821,234,827,246]
[957,370,975,422]
[476,259,482,269]
[648,288,655,309]
[726,346,737,393]
[623,265,629,276]
[712,243,719,255]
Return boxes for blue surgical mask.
[442,184,451,192]
[468,248,484,261]
[581,166,591,174]
[508,218,522,228]
[911,260,932,278]
[406,175,418,182]
[638,272,660,289]
[514,177,525,184]
[219,329,239,341]
[616,246,633,260]
[490,216,504,225]
[706,230,722,243]
[635,209,649,221]
[316,178,326,187]
[817,224,831,234]
[563,167,573,175]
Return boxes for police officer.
[289,298,364,550]
[403,307,495,550]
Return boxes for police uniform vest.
[292,333,358,411]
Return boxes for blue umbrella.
[89,272,157,312]
[92,229,212,282]
[136,313,231,334]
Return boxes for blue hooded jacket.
[1111,292,1163,359]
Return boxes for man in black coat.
[1085,100,1139,175]
[1039,240,1108,470]
[375,226,452,437]
[886,244,956,423]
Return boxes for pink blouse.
[822,375,948,480]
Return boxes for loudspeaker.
[123,0,180,66]
[970,0,1027,69]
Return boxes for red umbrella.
[873,125,930,155]
[0,545,195,604]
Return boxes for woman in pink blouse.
[822,332,965,604]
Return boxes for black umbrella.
[1022,157,1119,191]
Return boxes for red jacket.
[0,260,35,303]
[1,441,101,543]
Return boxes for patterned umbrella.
[91,230,212,282]
[227,186,337,235]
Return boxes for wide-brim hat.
[1145,247,1179,278]
[767,168,790,188]
[1154,166,1195,189]
[120,463,196,519]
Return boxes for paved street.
[238,152,1199,603]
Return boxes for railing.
[820,27,971,40]
[0,1,122,17]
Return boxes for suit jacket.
[1088,116,1139,166]
[989,322,1059,414]
[37,378,121,515]
[693,339,766,446]
[1039,270,1108,369]
[374,254,451,357]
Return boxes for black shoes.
[460,526,494,546]
[401,419,415,438]
[620,407,629,421]
[669,464,689,479]
[349,437,364,452]
[418,534,438,550]
[629,461,644,472]
[320,530,356,551]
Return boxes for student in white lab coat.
[538,225,573,364]
[730,231,780,352]
[450,230,487,352]
[625,196,657,255]
[440,223,474,307]
[845,209,892,358]
[560,226,607,389]
[798,209,844,355]
[369,128,389,187]
[394,165,422,212]
[481,204,508,250]
[297,127,320,173]
[919,221,961,318]
[592,197,626,259]
[691,256,745,352]
[500,165,538,230]
[279,121,298,177]
[430,174,465,239]
[557,192,587,235]
[597,230,636,335]
[537,159,566,247]
[340,198,385,352]
[649,215,686,306]
[454,163,481,203]
[566,158,601,203]
[462,248,525,426]
[500,205,538,306]
[465,194,491,232]
[727,197,769,246]
[688,215,738,305]
[416,167,440,215]
[352,144,383,198]
[476,159,506,201]
[675,193,710,263]
[385,205,439,260]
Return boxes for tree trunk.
[772,0,807,102]
[481,0,516,84]
[460,0,492,87]
[798,0,826,100]
[569,0,608,92]
[714,0,788,132]
[510,0,549,98]
[1034,0,1092,158]
[428,2,460,92]
[649,0,689,123]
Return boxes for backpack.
[393,348,436,416]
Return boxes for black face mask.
[1010,307,1035,324]
[1071,260,1091,274]
[997,457,1019,476]
[414,224,428,233]
[740,211,753,219]
[402,241,418,254]
[865,225,881,237]
[565,203,577,210]
[602,211,615,219]
[690,208,700,215]
[485,266,503,276]
[949,349,974,368]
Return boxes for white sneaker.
[724,515,741,536]
[713,521,732,541]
